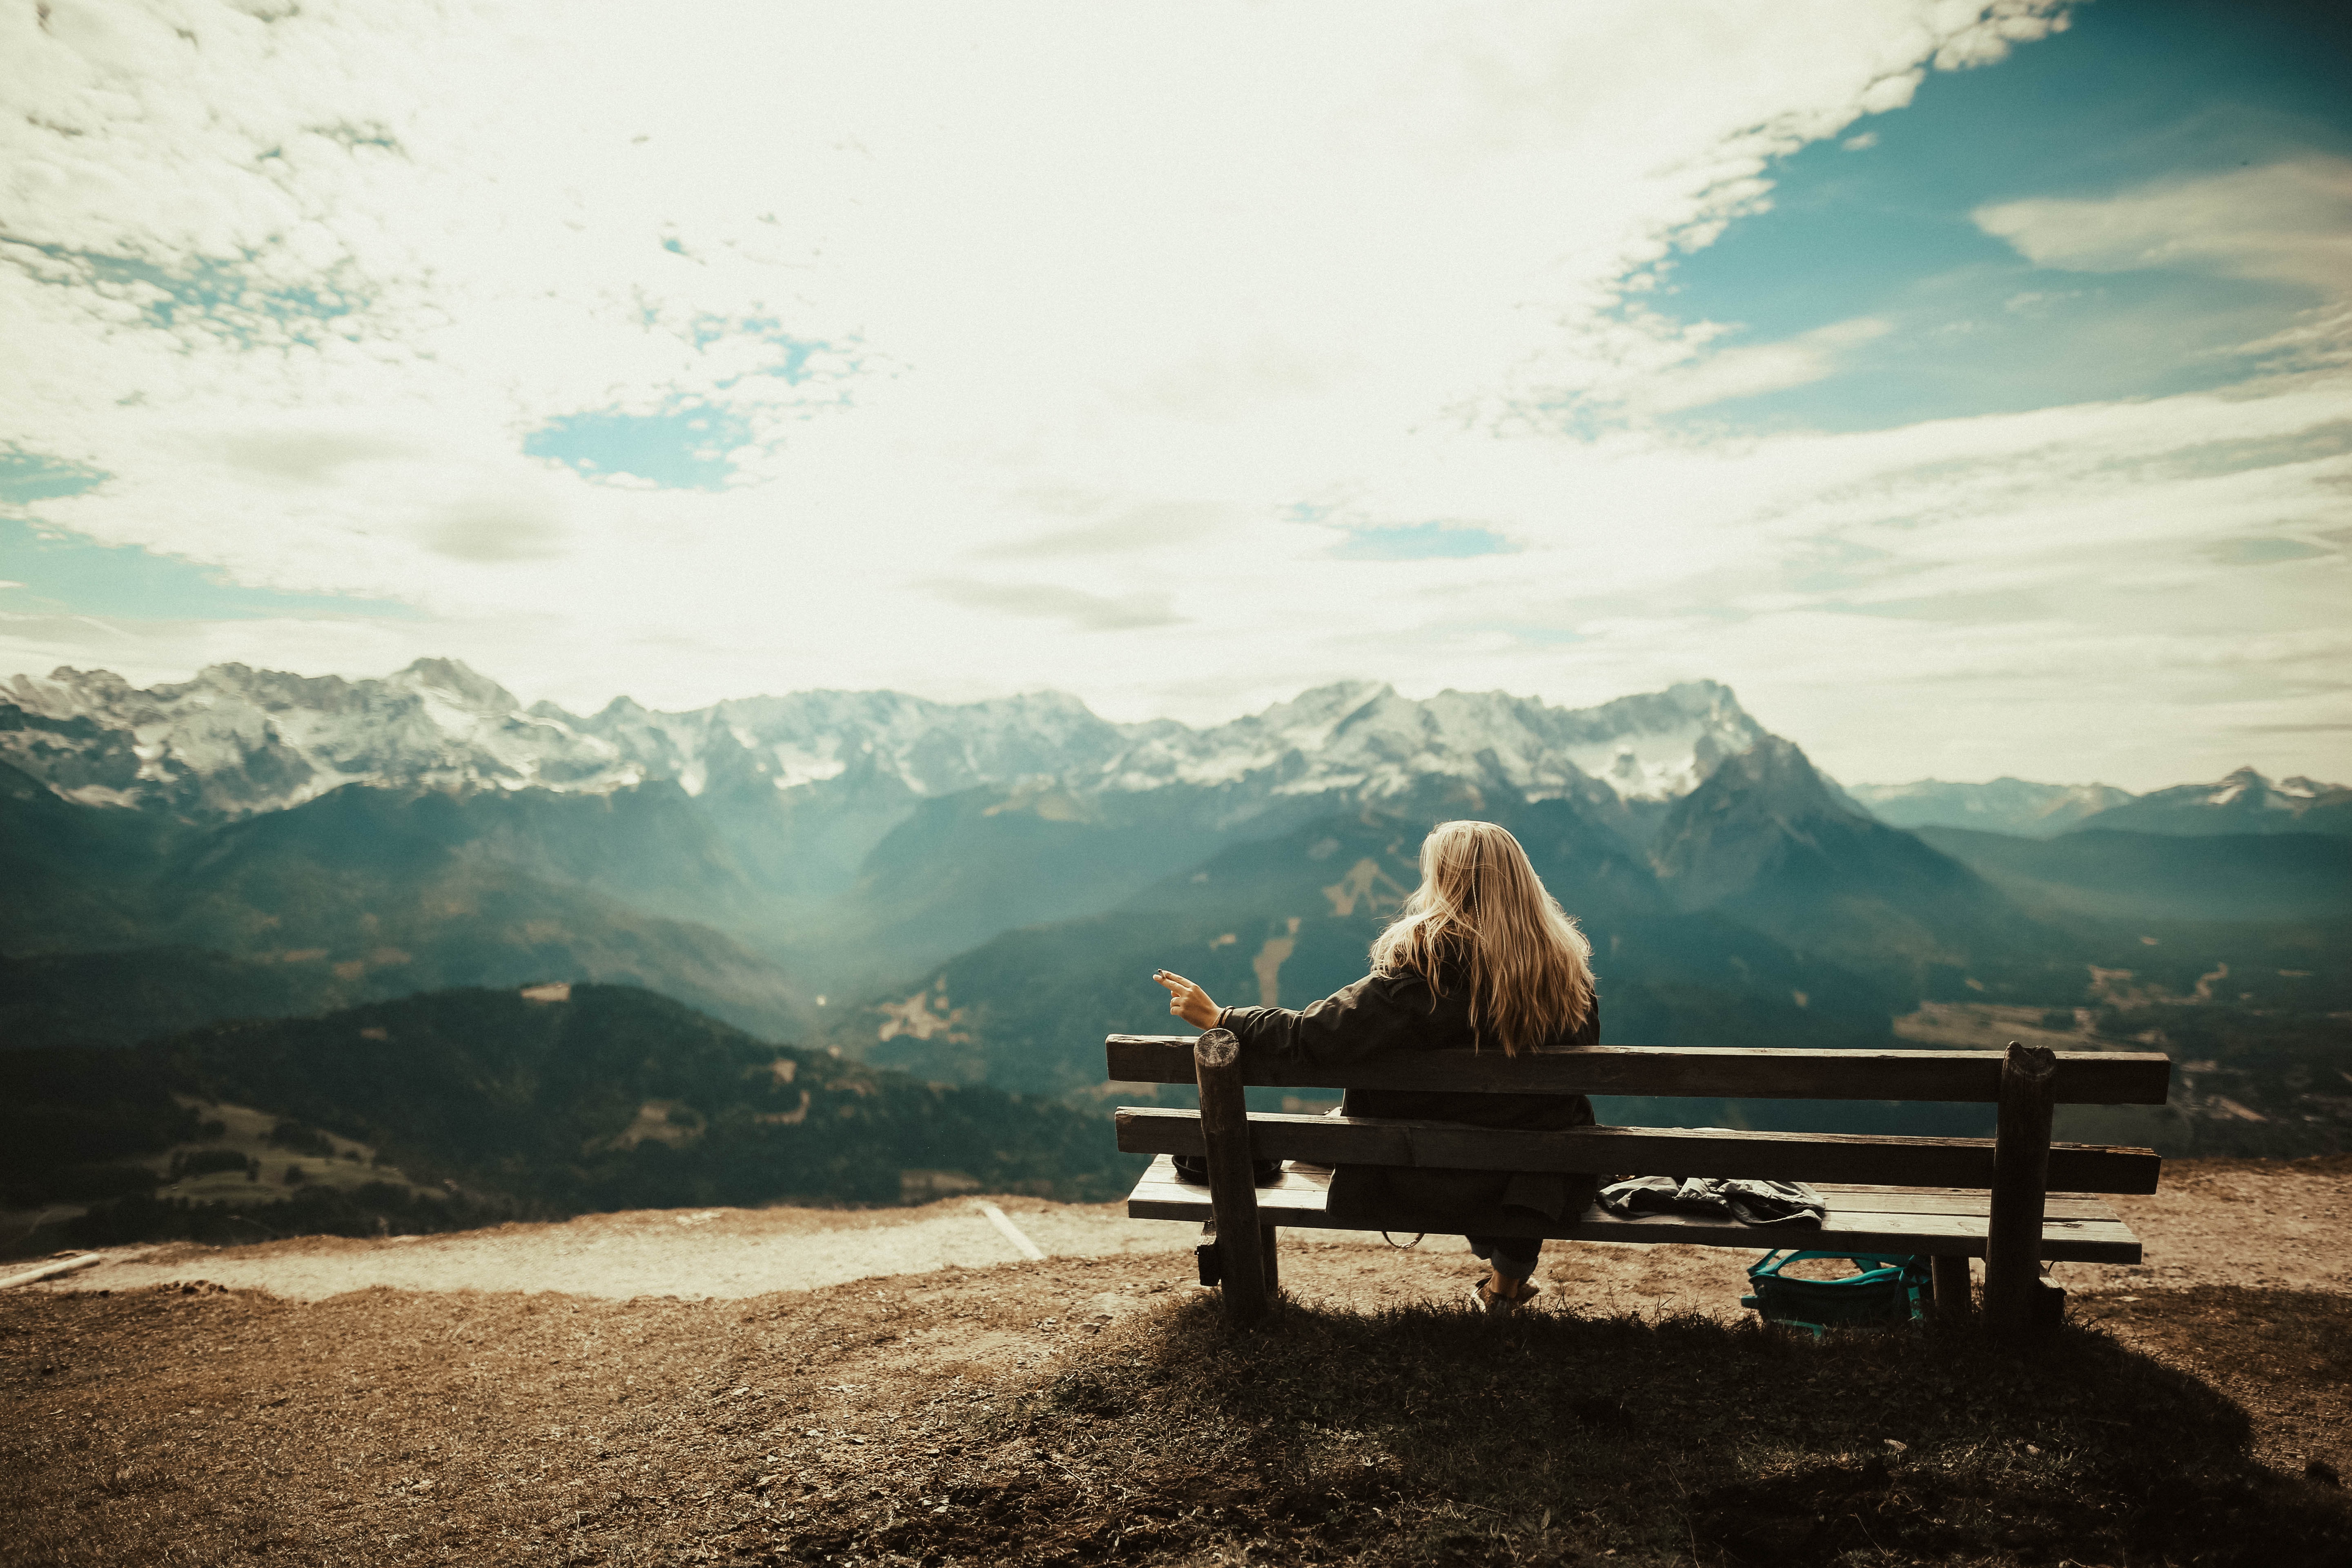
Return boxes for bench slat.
[1149,1174,2117,1219]
[1107,1034,2172,1105]
[1114,1107,2162,1194]
[1790,1187,2116,1218]
[1125,1157,2143,1264]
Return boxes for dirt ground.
[5,1157,2347,1567]
[5,1247,2347,1566]
[27,1154,2348,1312]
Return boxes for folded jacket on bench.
[1598,1176,1827,1227]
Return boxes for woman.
[1153,819,1599,1315]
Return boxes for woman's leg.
[1465,1235,1543,1303]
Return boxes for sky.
[2,0,2347,791]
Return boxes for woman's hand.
[1152,970,1223,1031]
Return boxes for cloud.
[1974,157,2352,297]
[5,1,2345,789]
[424,497,568,563]
[2204,305,2352,374]
[924,579,1183,631]
[221,431,421,486]
[1929,0,2072,69]
[977,502,1226,559]
[1636,316,1895,416]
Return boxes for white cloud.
[1623,316,1895,416]
[924,579,1184,632]
[7,0,2347,790]
[1974,156,2352,376]
[1974,157,2352,297]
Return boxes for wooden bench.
[1107,1030,2171,1335]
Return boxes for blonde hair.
[1369,820,1595,1056]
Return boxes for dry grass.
[4,1245,2348,1567]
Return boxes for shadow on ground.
[4,1260,2346,1566]
[797,1287,2352,1566]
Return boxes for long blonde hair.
[1369,820,1595,1055]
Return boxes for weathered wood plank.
[1194,1030,1271,1324]
[1813,1182,2107,1199]
[1113,1107,2162,1193]
[1787,1189,2116,1220]
[1124,1160,2125,1225]
[1130,1169,1337,1221]
[1122,1157,2143,1263]
[1987,1042,2059,1337]
[1932,1255,1973,1318]
[1153,1199,2144,1263]
[1106,1034,2171,1104]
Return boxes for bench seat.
[1123,1154,2144,1265]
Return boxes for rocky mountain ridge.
[1850,769,2350,840]
[1848,777,2138,838]
[2077,766,2352,838]
[0,658,1768,822]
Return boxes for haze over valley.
[6,656,2346,1252]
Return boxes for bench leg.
[1931,1254,1972,1318]
[1986,1042,2057,1338]
[1261,1224,1280,1292]
[1194,1029,1272,1324]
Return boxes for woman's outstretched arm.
[1152,968,1410,1072]
[1152,970,1223,1029]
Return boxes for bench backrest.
[1106,1033,2173,1105]
[1107,1032,2172,1194]
[1114,1107,2161,1192]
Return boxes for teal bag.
[1741,1250,1929,1337]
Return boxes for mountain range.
[0,659,1763,821]
[4,659,2345,1085]
[7,656,2348,1242]
[1850,769,2352,839]
[0,663,1785,1022]
[11,659,2339,842]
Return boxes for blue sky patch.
[524,400,753,490]
[2,446,410,619]
[1332,522,1517,561]
[1476,621,1588,647]
[1633,0,2352,434]
[2208,537,2330,566]
[0,515,414,621]
[11,241,362,347]
[0,450,107,507]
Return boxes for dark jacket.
[1218,966,1599,1232]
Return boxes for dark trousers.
[1467,1234,1541,1280]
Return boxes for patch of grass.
[2,1259,2346,1566]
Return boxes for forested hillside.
[2,984,1131,1257]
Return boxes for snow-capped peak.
[390,657,522,716]
[0,658,1778,820]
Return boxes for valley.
[4,657,2347,1253]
